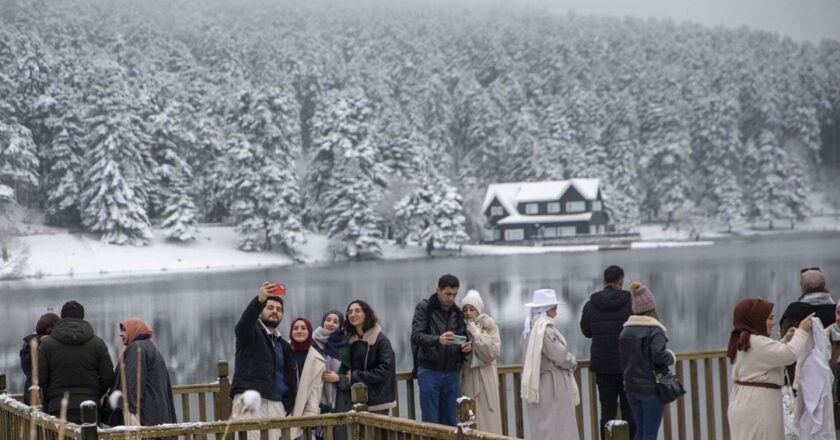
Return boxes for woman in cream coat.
[289,317,326,439]
[521,289,580,440]
[727,298,812,439]
[460,290,503,434]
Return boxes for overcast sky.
[520,0,840,43]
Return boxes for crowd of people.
[17,266,837,440]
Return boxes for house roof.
[481,178,601,214]
[497,212,594,225]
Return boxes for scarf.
[522,304,556,339]
[801,292,835,306]
[727,298,773,363]
[521,315,553,404]
[120,318,153,345]
[829,323,840,342]
[290,317,313,352]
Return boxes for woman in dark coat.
[342,300,397,415]
[20,312,60,404]
[111,318,177,427]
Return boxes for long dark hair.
[344,300,379,335]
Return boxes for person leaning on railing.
[727,297,813,439]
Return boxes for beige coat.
[522,324,579,440]
[290,346,326,439]
[728,330,808,440]
[460,314,503,435]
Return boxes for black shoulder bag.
[654,369,686,404]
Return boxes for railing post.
[605,420,630,440]
[351,383,368,440]
[456,396,477,439]
[80,401,99,440]
[351,383,368,412]
[215,360,232,421]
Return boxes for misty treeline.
[1,0,839,259]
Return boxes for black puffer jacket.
[38,318,115,414]
[231,296,298,411]
[411,293,467,372]
[580,286,632,375]
[345,323,396,411]
[618,316,674,395]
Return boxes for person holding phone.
[411,274,472,426]
[230,282,298,440]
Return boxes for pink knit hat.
[629,282,657,314]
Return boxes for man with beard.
[231,282,298,438]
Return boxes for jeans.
[417,367,459,426]
[626,393,664,440]
[595,373,635,440]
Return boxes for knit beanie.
[801,270,828,294]
[36,313,61,336]
[461,289,485,315]
[629,281,657,314]
[61,300,85,319]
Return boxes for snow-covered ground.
[4,213,840,281]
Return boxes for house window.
[525,203,538,214]
[566,201,586,213]
[543,226,558,238]
[490,206,504,216]
[597,225,606,234]
[547,202,561,214]
[559,226,576,236]
[493,229,502,241]
[505,229,524,241]
[592,201,602,212]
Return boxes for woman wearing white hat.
[521,289,580,439]
[460,290,503,434]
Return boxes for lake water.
[2,233,838,395]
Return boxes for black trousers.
[595,373,635,440]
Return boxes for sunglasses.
[800,267,821,274]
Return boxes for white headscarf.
[522,304,556,339]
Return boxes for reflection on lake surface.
[1,233,838,394]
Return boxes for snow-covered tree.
[0,121,39,205]
[639,103,691,226]
[222,89,306,255]
[322,162,384,261]
[394,175,469,253]
[743,130,808,229]
[602,96,641,232]
[79,70,153,245]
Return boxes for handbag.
[654,370,686,404]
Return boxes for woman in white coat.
[521,289,580,440]
[289,317,326,439]
[727,298,812,440]
[460,290,503,434]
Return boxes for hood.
[590,287,631,312]
[49,318,96,345]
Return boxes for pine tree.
[639,103,691,227]
[0,121,39,205]
[222,89,306,255]
[79,70,153,245]
[148,101,198,241]
[601,96,641,232]
[743,130,806,229]
[393,174,469,252]
[308,87,385,228]
[323,161,383,261]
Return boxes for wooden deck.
[1,349,730,439]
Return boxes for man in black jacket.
[231,282,298,439]
[580,265,635,439]
[38,301,114,424]
[411,274,472,426]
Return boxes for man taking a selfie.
[230,282,298,438]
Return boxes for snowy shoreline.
[13,223,840,282]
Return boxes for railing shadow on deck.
[2,349,730,440]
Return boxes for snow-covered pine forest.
[2,0,840,261]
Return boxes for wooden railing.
[2,350,731,440]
